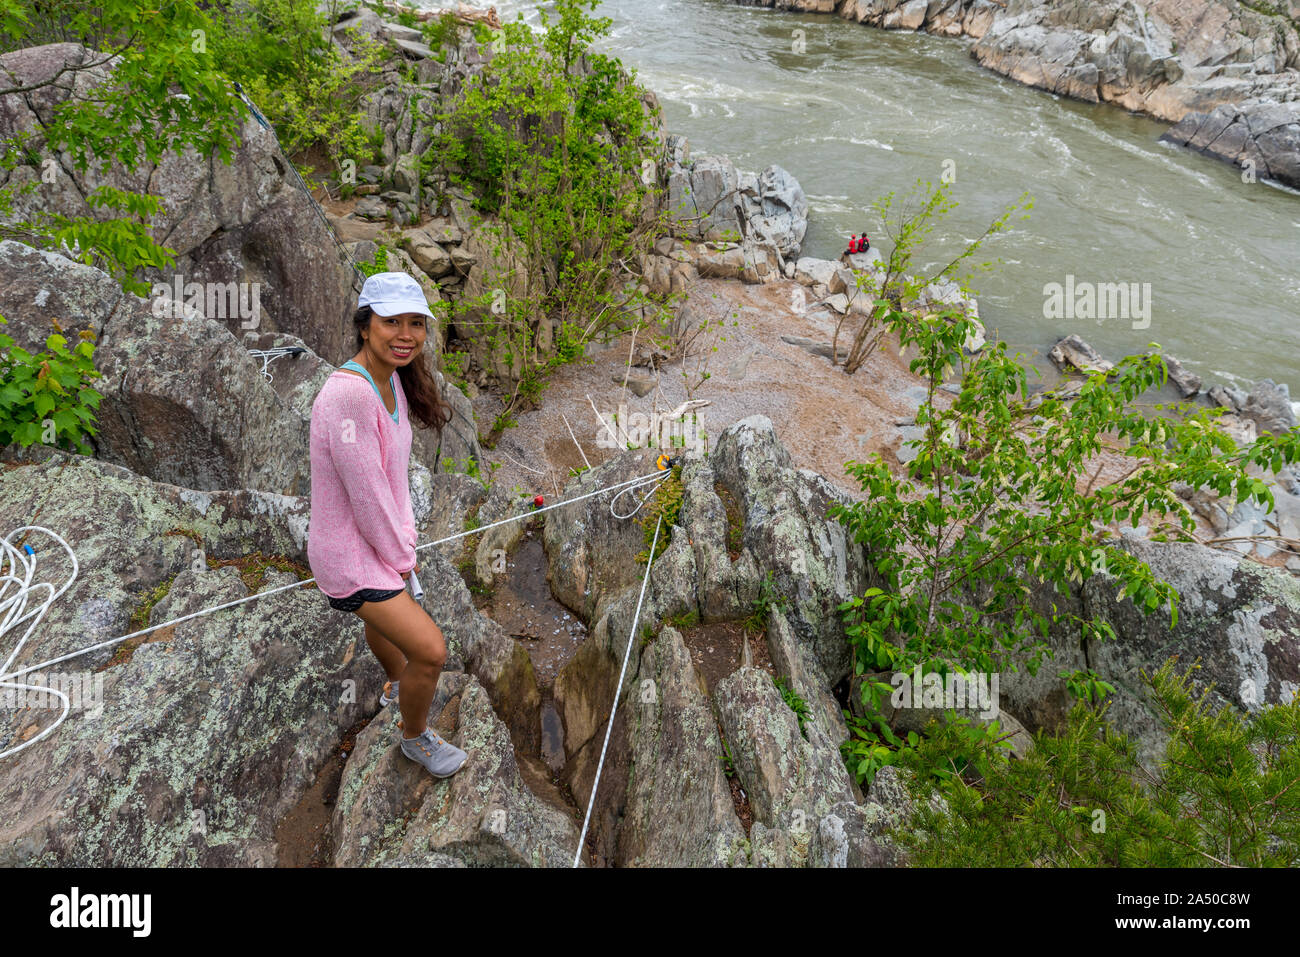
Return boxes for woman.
[307,271,467,779]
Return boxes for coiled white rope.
[0,464,672,761]
[573,508,664,867]
[0,528,79,759]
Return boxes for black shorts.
[327,587,404,612]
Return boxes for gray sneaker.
[400,728,468,778]
[380,680,399,707]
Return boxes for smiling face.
[361,309,427,367]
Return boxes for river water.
[432,0,1300,390]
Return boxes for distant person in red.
[844,234,858,256]
[859,231,870,252]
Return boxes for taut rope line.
[0,464,672,760]
[573,507,664,867]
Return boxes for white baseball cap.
[357,271,435,319]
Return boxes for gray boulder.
[666,153,745,242]
[807,800,897,867]
[356,75,438,170]
[410,543,541,755]
[1049,333,1113,375]
[665,152,808,260]
[737,164,809,259]
[331,672,580,867]
[1160,101,1300,191]
[427,367,484,474]
[416,470,488,567]
[843,246,884,272]
[399,226,455,279]
[1240,379,1297,435]
[1003,538,1300,769]
[614,627,748,866]
[706,416,872,681]
[541,450,665,630]
[715,666,856,841]
[794,257,840,288]
[544,418,878,865]
[690,242,748,280]
[1207,378,1296,435]
[765,606,850,763]
[0,455,375,865]
[1163,355,1203,398]
[0,44,360,365]
[470,477,530,588]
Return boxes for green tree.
[895,659,1300,867]
[0,0,384,296]
[0,0,249,294]
[429,0,663,408]
[830,180,1300,786]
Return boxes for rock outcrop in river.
[730,0,1300,187]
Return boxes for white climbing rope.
[0,464,672,761]
[609,469,672,520]
[246,346,307,384]
[0,528,79,759]
[573,508,664,868]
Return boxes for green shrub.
[744,569,790,634]
[773,676,811,738]
[895,660,1300,867]
[357,243,394,277]
[37,187,175,297]
[210,0,391,164]
[634,463,683,563]
[0,316,103,455]
[421,10,460,50]
[441,454,499,491]
[0,1,248,296]
[429,0,664,403]
[440,349,470,396]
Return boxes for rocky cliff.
[0,4,1296,869]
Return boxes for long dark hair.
[352,305,452,432]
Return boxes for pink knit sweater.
[307,370,417,597]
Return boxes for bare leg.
[354,592,447,737]
[364,620,406,683]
